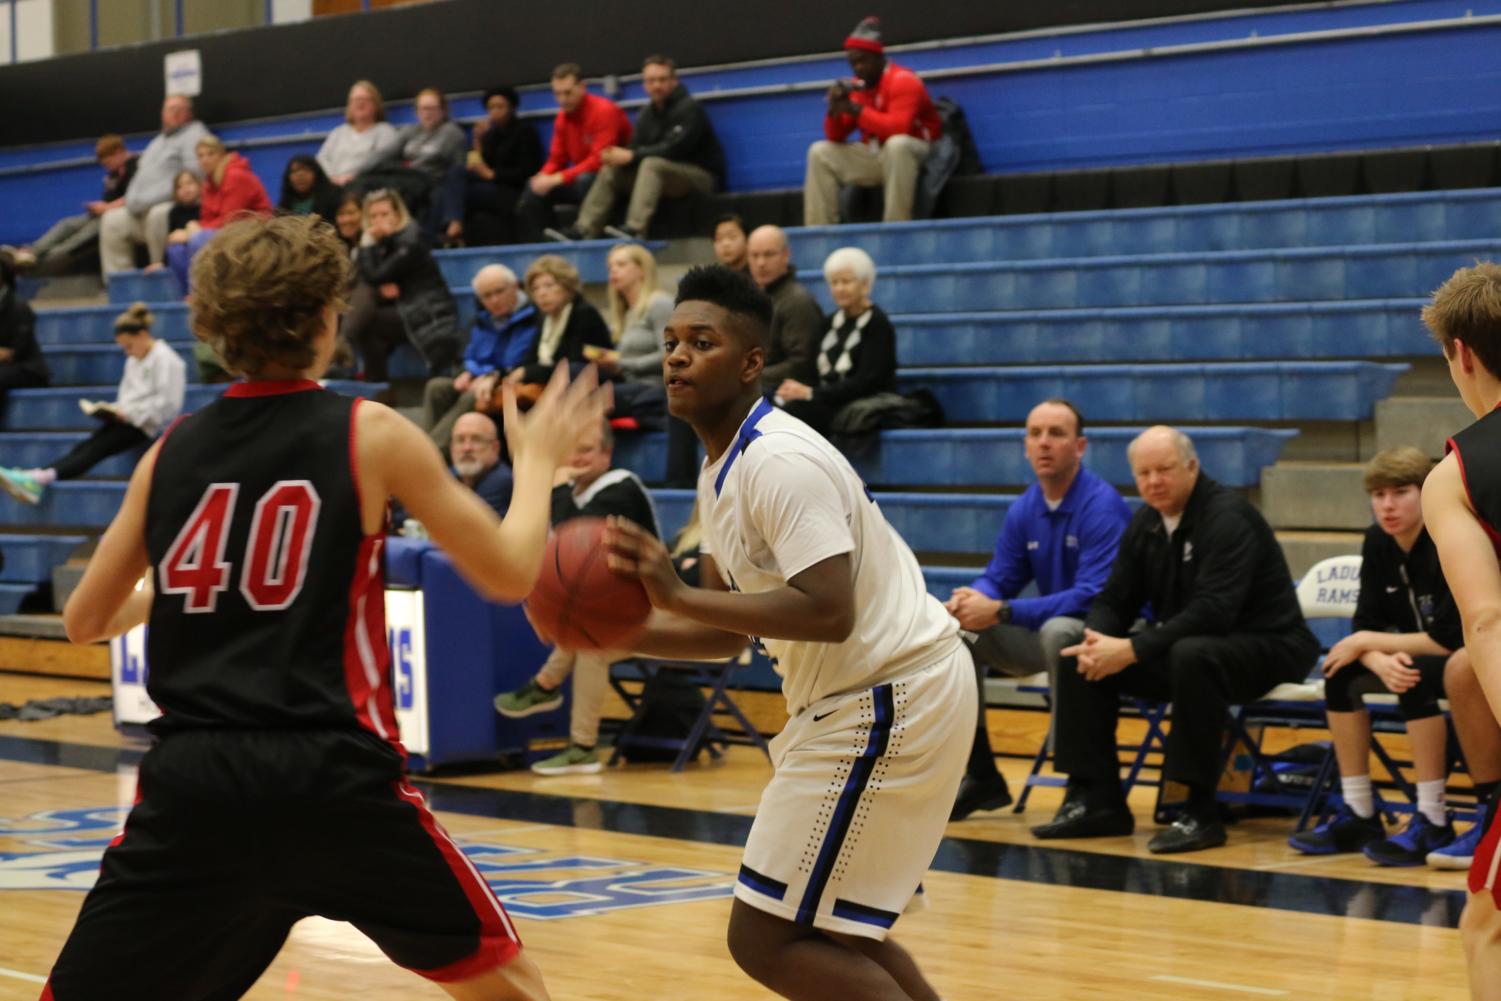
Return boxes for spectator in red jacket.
[164,135,272,294]
[804,16,941,226]
[518,63,631,242]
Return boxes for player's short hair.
[675,265,773,351]
[1364,446,1433,493]
[189,214,351,377]
[1033,397,1084,436]
[1423,262,1501,380]
[95,133,125,159]
[552,62,583,83]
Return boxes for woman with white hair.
[773,245,897,435]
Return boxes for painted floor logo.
[0,807,734,919]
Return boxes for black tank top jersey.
[144,381,397,744]
[1448,405,1501,558]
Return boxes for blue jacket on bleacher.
[463,301,539,377]
[969,468,1131,631]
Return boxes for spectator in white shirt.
[316,80,399,186]
[0,302,186,506]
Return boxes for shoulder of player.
[738,428,837,484]
[352,398,421,461]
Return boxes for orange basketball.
[525,517,651,650]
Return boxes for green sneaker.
[493,679,563,718]
[0,468,43,506]
[531,744,602,776]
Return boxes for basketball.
[525,517,651,650]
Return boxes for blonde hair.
[1423,261,1501,379]
[1364,446,1434,493]
[524,254,582,300]
[113,302,154,336]
[189,215,352,377]
[346,80,387,124]
[606,243,661,344]
[195,134,228,186]
[361,188,413,238]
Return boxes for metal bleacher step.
[1261,462,1368,531]
[1374,396,1473,456]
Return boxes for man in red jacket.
[804,17,941,226]
[519,63,632,243]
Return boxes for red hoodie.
[825,62,942,146]
[541,92,633,185]
[200,152,273,228]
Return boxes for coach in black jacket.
[573,55,725,239]
[1033,426,1318,854]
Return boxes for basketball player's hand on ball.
[604,515,684,610]
[501,361,613,469]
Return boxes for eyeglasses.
[452,434,497,446]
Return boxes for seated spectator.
[420,263,539,449]
[461,86,544,247]
[944,399,1132,821]
[475,254,610,410]
[0,303,185,506]
[804,17,941,225]
[396,412,513,536]
[278,154,344,220]
[332,190,363,258]
[570,55,723,240]
[0,252,49,410]
[165,136,273,294]
[1033,426,1318,854]
[3,134,136,276]
[1289,448,1486,866]
[711,213,748,273]
[361,87,468,244]
[664,223,820,485]
[518,63,632,243]
[317,80,398,187]
[163,169,202,237]
[100,95,209,277]
[494,419,659,774]
[590,242,671,429]
[343,189,461,382]
[773,246,895,435]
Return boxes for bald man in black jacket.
[1033,426,1318,854]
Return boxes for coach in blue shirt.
[945,399,1132,820]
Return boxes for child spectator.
[0,303,185,505]
[165,136,273,294]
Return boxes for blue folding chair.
[607,653,772,773]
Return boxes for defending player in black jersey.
[1420,261,1501,1000]
[41,214,608,1001]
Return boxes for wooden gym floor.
[0,673,1472,1000]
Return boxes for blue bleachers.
[34,303,191,345]
[0,433,143,479]
[0,534,88,583]
[898,362,1408,423]
[613,426,1296,489]
[0,380,374,432]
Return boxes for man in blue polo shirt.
[945,398,1132,820]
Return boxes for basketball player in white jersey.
[601,265,975,1001]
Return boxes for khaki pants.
[803,135,930,225]
[536,646,621,747]
[421,375,476,450]
[576,157,716,237]
[99,202,173,276]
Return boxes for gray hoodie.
[124,120,211,216]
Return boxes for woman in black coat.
[461,86,544,246]
[344,189,461,381]
[774,246,897,435]
[0,254,50,409]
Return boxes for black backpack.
[935,97,982,176]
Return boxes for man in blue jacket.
[945,399,1132,820]
[420,263,539,449]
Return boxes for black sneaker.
[1288,804,1385,855]
[1363,812,1456,867]
[950,774,1013,821]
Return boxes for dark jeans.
[343,283,411,382]
[515,172,596,242]
[463,177,525,245]
[52,420,150,480]
[1052,631,1316,801]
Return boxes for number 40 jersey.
[144,382,396,742]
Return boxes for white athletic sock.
[1341,775,1374,819]
[1417,779,1448,827]
[31,468,56,485]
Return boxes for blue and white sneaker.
[1363,812,1455,867]
[1288,804,1385,855]
[1428,820,1485,870]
